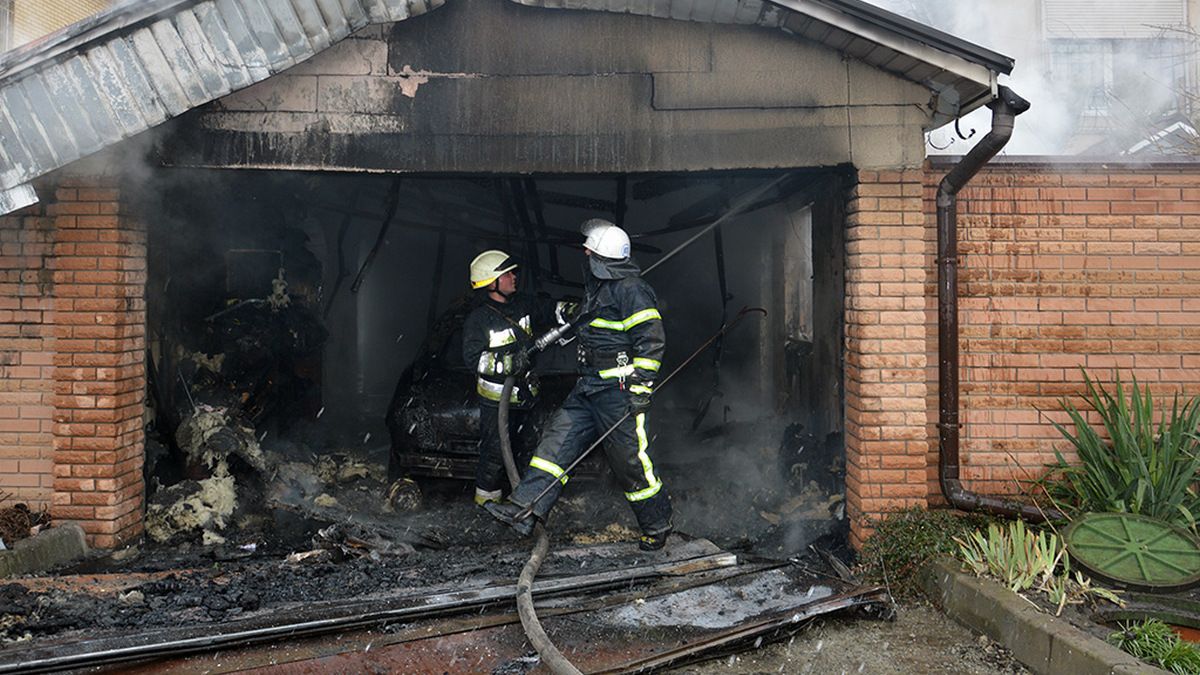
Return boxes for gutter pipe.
[937,85,1064,522]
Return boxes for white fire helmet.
[581,218,631,259]
[469,250,518,289]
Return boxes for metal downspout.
[937,85,1063,521]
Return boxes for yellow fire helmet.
[469,250,518,289]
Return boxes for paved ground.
[672,600,1030,675]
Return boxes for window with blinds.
[1043,0,1187,39]
[0,1,13,54]
[7,0,112,52]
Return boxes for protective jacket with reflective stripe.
[577,262,665,392]
[462,294,570,407]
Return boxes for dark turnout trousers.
[476,405,533,500]
[510,382,672,535]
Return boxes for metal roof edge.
[816,0,1013,75]
[766,0,1003,90]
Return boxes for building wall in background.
[4,0,111,52]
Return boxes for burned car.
[385,293,601,482]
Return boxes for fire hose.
[496,306,765,674]
[491,175,783,672]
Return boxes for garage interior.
[134,165,849,556]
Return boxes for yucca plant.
[1045,372,1200,529]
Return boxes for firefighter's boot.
[638,524,672,551]
[485,501,536,537]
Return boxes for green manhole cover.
[1065,513,1200,591]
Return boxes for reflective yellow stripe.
[588,317,625,330]
[598,364,636,379]
[588,308,662,332]
[633,357,660,372]
[529,456,568,485]
[476,379,523,403]
[623,308,661,329]
[626,481,662,501]
[474,488,502,505]
[625,413,662,501]
[629,384,653,395]
[488,328,516,348]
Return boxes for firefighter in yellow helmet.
[462,250,574,506]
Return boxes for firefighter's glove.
[510,350,532,376]
[555,299,582,324]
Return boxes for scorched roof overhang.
[0,0,1013,216]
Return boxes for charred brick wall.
[0,194,55,511]
[918,161,1200,516]
[845,168,929,547]
[49,176,145,549]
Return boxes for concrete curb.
[0,524,88,578]
[919,557,1169,675]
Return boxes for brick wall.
[845,168,930,547]
[921,161,1200,510]
[49,176,145,549]
[0,195,55,510]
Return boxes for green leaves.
[1109,619,1200,675]
[955,519,1060,593]
[955,519,1123,616]
[1046,371,1200,530]
[858,507,992,598]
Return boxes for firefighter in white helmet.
[462,250,574,506]
[486,219,673,551]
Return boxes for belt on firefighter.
[590,355,661,380]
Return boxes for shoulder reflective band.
[588,308,662,331]
[489,327,517,348]
[625,412,662,501]
[529,456,569,485]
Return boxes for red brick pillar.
[845,168,929,548]
[50,177,146,549]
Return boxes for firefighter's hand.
[556,298,582,323]
[629,391,651,416]
[510,350,531,375]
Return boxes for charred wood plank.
[0,553,738,673]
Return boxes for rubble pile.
[0,503,50,549]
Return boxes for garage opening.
[134,167,848,557]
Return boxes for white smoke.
[868,0,1192,156]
